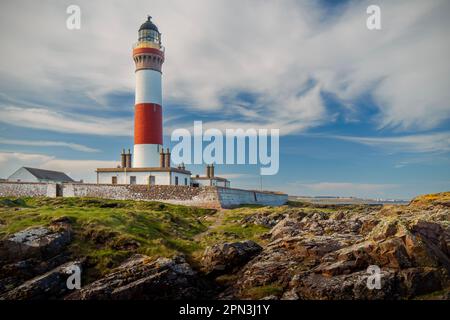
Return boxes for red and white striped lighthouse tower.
[132,16,164,167]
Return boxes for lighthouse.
[132,16,164,168]
[95,17,229,187]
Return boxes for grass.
[0,196,334,283]
[0,197,216,281]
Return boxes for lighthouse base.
[133,144,161,168]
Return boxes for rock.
[286,269,402,300]
[242,208,292,228]
[2,224,71,262]
[0,261,82,300]
[201,240,262,276]
[66,254,204,300]
[0,253,71,295]
[221,193,450,299]
[399,267,443,298]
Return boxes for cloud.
[0,137,100,152]
[325,132,450,153]
[0,0,448,136]
[40,159,118,182]
[220,173,256,180]
[0,151,117,182]
[0,106,132,136]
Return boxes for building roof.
[191,176,229,182]
[96,167,191,175]
[139,16,159,32]
[22,167,74,182]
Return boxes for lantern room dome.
[139,16,159,32]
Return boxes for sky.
[0,0,449,199]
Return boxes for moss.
[241,284,284,299]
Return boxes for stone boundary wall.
[0,181,52,197]
[0,182,287,208]
[217,187,288,208]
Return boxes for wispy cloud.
[0,151,117,182]
[0,0,448,135]
[0,137,99,152]
[325,132,450,153]
[0,106,132,136]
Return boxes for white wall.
[7,168,38,182]
[171,172,190,186]
[191,178,229,188]
[133,144,161,168]
[97,170,190,186]
[135,69,162,105]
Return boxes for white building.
[96,166,191,186]
[8,167,75,183]
[191,165,230,188]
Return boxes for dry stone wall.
[0,182,48,197]
[0,182,287,208]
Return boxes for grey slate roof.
[23,167,74,182]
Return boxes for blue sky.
[0,0,449,199]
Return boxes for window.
[112,176,117,184]
[130,176,136,185]
[184,178,188,186]
[175,176,179,185]
[138,29,160,43]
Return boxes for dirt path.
[194,209,229,241]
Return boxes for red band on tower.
[134,103,163,145]
[132,47,165,58]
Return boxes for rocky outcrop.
[0,260,82,300]
[222,194,450,299]
[0,218,73,296]
[201,241,262,276]
[2,220,71,263]
[0,192,448,300]
[66,255,205,300]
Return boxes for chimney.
[181,162,185,171]
[125,149,132,168]
[120,149,126,168]
[210,164,215,178]
[206,165,211,178]
[160,149,165,168]
[164,148,171,168]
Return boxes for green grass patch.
[0,196,215,280]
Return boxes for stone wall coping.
[0,181,48,185]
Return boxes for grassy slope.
[0,197,274,281]
[0,197,216,280]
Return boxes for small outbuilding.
[7,167,75,183]
[191,164,230,188]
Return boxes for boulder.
[0,260,82,300]
[66,254,203,300]
[0,253,71,295]
[2,224,71,262]
[285,269,402,300]
[201,240,262,276]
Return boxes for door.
[148,176,155,186]
[112,176,117,184]
[56,184,63,197]
[130,176,136,185]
